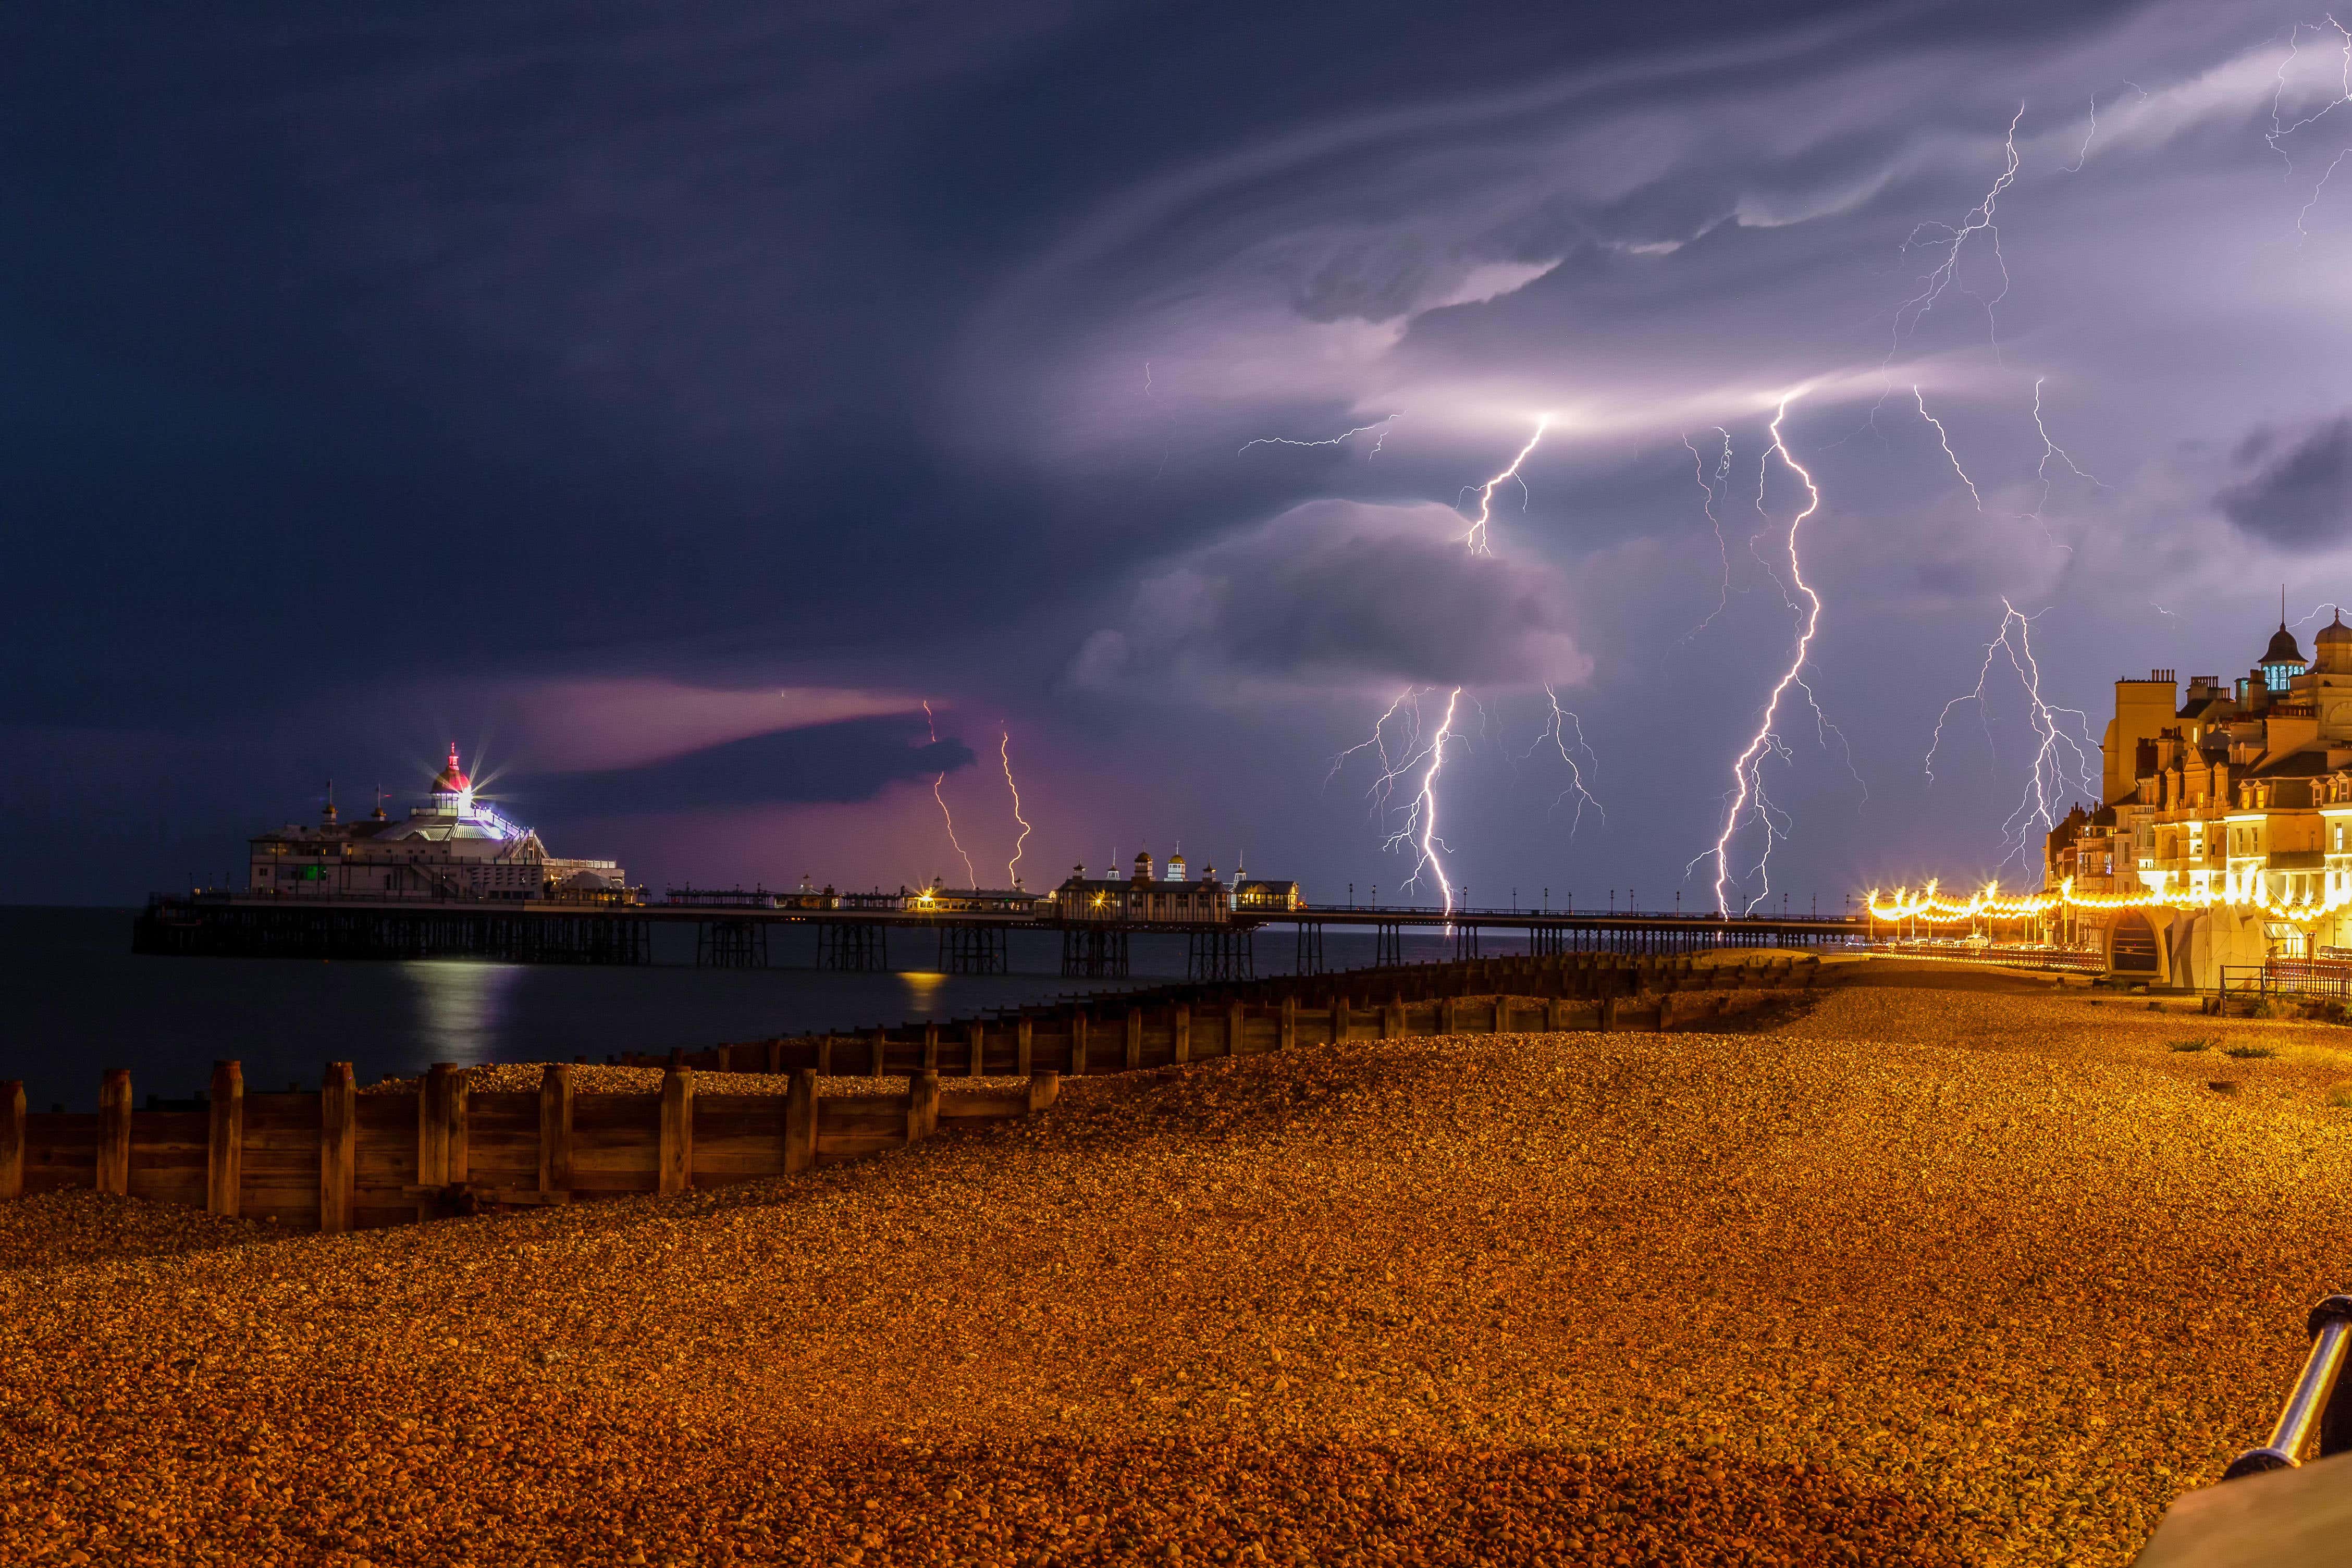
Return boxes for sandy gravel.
[4,960,2348,1565]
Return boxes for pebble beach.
[4,960,2350,1566]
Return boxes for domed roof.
[2318,610,2352,646]
[2262,622,2306,666]
[432,743,471,794]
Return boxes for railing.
[2221,962,2352,999]
[2224,1294,2352,1478]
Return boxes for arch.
[2110,910,2160,974]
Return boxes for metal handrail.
[2224,1294,2352,1478]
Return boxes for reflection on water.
[400,960,524,1065]
[897,971,947,1006]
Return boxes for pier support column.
[97,1069,131,1196]
[206,1061,242,1217]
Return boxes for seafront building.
[248,745,632,903]
[1929,611,2352,986]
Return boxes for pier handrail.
[2223,1294,2352,1478]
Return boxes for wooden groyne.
[0,951,1824,1231]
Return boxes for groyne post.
[97,1069,130,1196]
[784,1068,816,1173]
[659,1066,694,1196]
[320,1062,355,1233]
[1173,1006,1190,1064]
[0,1080,22,1201]
[967,1021,984,1078]
[1125,1008,1142,1071]
[206,1061,241,1217]
[1015,1018,1033,1076]
[908,1069,941,1142]
[538,1064,574,1196]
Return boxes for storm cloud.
[2218,417,2352,548]
[1067,500,1593,702]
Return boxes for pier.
[133,890,1867,978]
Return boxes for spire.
[322,779,337,825]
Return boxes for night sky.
[8,2,2352,911]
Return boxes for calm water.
[0,907,1455,1111]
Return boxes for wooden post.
[1546,997,1565,1030]
[206,1061,242,1217]
[320,1062,355,1234]
[1335,997,1350,1041]
[1027,1068,1060,1114]
[1382,1002,1400,1040]
[659,1066,694,1195]
[1173,1006,1191,1064]
[907,1069,940,1142]
[1125,1007,1142,1070]
[418,1063,453,1190]
[870,1028,888,1077]
[1072,1013,1089,1076]
[538,1064,574,1196]
[763,1040,781,1074]
[784,1068,817,1174]
[1228,1000,1246,1055]
[967,1021,985,1078]
[97,1069,131,1195]
[1279,996,1297,1051]
[1441,996,1458,1034]
[922,1022,941,1072]
[1015,1017,1034,1076]
[817,1034,835,1076]
[0,1080,23,1201]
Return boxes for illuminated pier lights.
[1871,610,2352,987]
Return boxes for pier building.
[1052,849,1234,922]
[247,745,632,904]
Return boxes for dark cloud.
[2217,416,2352,548]
[1068,500,1591,699]
[506,716,972,820]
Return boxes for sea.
[0,907,1458,1112]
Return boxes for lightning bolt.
[1383,686,1462,912]
[1681,426,1735,636]
[1238,413,1400,454]
[921,700,977,889]
[1530,684,1605,835]
[999,726,1032,888]
[1925,601,2099,873]
[1701,393,1824,916]
[1913,386,1982,510]
[2064,93,2100,172]
[2029,376,2104,516]
[1325,687,1415,798]
[1891,103,2024,357]
[1461,417,1550,555]
[2269,16,2352,237]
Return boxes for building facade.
[2045,612,2352,985]
[248,745,633,904]
[1051,848,1236,923]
